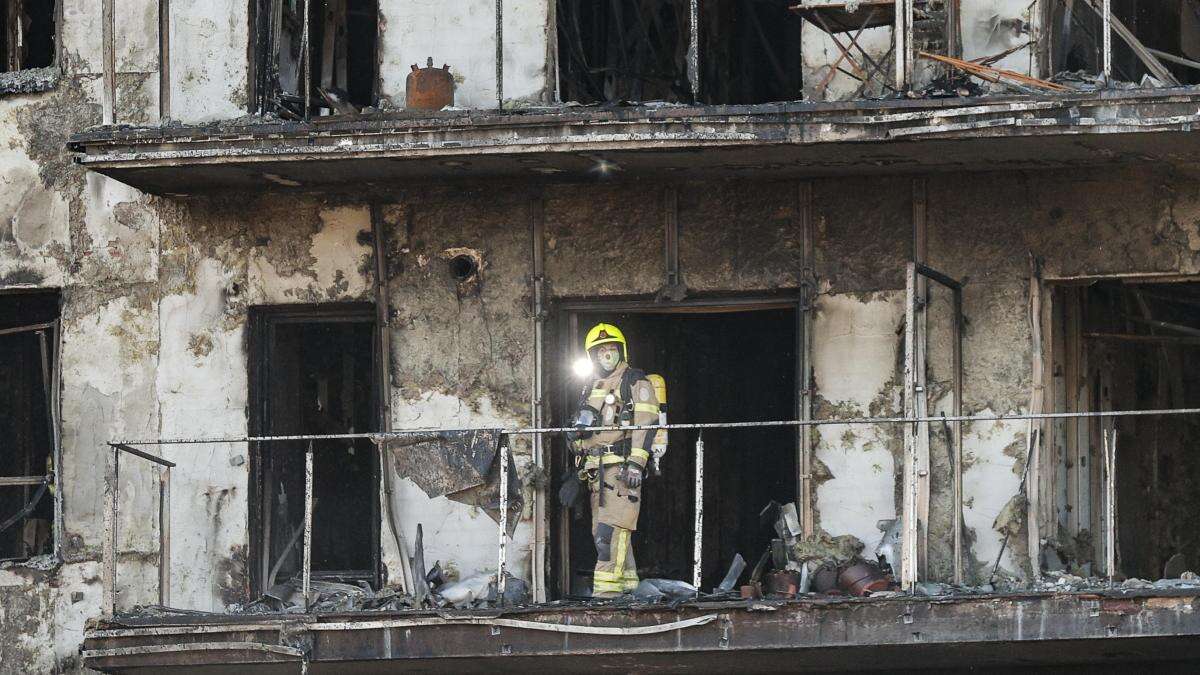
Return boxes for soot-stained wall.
[6,6,1200,664]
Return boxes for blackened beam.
[111,406,1200,447]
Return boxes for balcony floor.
[82,588,1200,672]
[68,87,1200,196]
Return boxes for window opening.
[556,0,692,104]
[1,0,55,73]
[1048,280,1200,580]
[256,0,378,117]
[0,290,60,563]
[554,306,797,594]
[700,0,805,104]
[249,305,380,592]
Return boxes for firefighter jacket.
[576,362,660,471]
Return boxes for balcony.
[67,85,1200,196]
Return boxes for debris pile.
[713,502,898,601]
[224,567,531,615]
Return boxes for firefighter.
[570,323,664,598]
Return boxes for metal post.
[1105,428,1117,583]
[498,444,509,603]
[102,0,115,124]
[159,466,171,607]
[952,286,964,585]
[688,0,700,100]
[370,204,415,595]
[302,441,314,608]
[102,446,118,616]
[894,0,911,93]
[159,0,171,121]
[798,181,815,538]
[1102,0,1112,82]
[495,0,504,108]
[301,0,311,119]
[530,196,547,603]
[901,263,919,591]
[692,433,704,591]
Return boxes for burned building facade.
[5,0,1200,672]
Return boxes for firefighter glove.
[622,465,642,489]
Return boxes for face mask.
[594,345,622,373]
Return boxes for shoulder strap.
[620,367,645,403]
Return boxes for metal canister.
[406,57,454,110]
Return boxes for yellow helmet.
[584,323,627,360]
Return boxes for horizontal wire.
[110,407,1200,448]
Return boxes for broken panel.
[557,0,693,104]
[0,291,60,563]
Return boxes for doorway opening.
[553,301,797,595]
[248,304,380,593]
[1048,279,1200,580]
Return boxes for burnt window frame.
[246,302,384,596]
[554,0,810,107]
[248,0,381,119]
[0,289,64,566]
[0,0,62,95]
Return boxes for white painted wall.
[812,292,904,547]
[169,0,250,122]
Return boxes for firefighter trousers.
[590,464,641,597]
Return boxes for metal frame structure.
[104,444,174,611]
[792,1,902,99]
[99,404,1200,614]
[901,262,965,589]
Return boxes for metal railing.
[104,444,174,612]
[100,406,1200,614]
